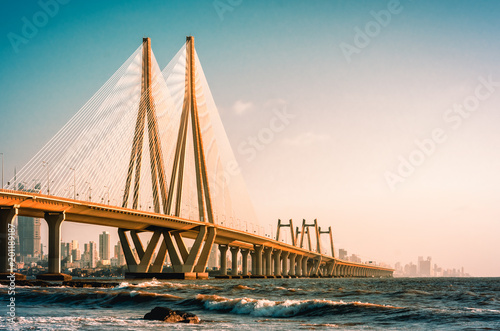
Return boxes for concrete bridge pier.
[281,251,289,277]
[0,207,25,280]
[302,256,309,277]
[230,246,239,276]
[250,250,256,275]
[241,249,249,276]
[273,249,281,276]
[288,253,296,277]
[252,244,263,277]
[0,207,17,273]
[219,245,228,275]
[295,255,303,276]
[37,212,71,281]
[264,247,273,277]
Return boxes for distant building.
[418,256,431,276]
[17,216,41,257]
[350,254,361,263]
[99,231,110,261]
[114,242,125,266]
[83,241,98,268]
[338,249,348,260]
[71,240,81,261]
[207,244,218,270]
[61,242,70,259]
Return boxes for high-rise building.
[350,254,361,263]
[207,244,218,270]
[83,241,98,268]
[339,249,348,260]
[99,231,110,261]
[17,216,41,257]
[114,242,125,266]
[69,240,81,261]
[418,256,431,276]
[61,242,70,259]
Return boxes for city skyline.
[1,1,500,276]
[14,215,469,277]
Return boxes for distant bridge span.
[1,189,393,279]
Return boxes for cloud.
[284,132,331,147]
[232,100,253,115]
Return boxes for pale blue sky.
[1,0,500,275]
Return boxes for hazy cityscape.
[14,215,469,278]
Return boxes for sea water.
[1,277,499,330]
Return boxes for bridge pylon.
[121,37,216,279]
[122,37,168,214]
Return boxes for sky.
[1,0,500,276]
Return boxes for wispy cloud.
[232,100,253,115]
[284,132,331,147]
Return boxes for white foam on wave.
[8,315,155,330]
[465,307,500,314]
[196,294,401,318]
[114,278,220,290]
[115,278,163,289]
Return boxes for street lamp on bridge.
[42,161,50,195]
[85,182,92,201]
[70,168,76,199]
[104,186,110,205]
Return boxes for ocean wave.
[10,288,183,307]
[396,289,432,296]
[194,294,402,318]
[115,280,222,291]
[8,315,162,331]
[232,284,256,290]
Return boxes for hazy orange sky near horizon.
[1,0,500,276]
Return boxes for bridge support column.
[288,253,296,277]
[273,249,281,276]
[230,246,239,276]
[37,212,71,281]
[310,258,321,277]
[264,247,273,277]
[0,207,25,280]
[241,249,249,276]
[219,245,228,275]
[295,255,303,277]
[302,256,309,277]
[329,262,335,277]
[281,251,289,277]
[250,250,256,275]
[253,245,263,276]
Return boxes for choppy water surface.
[1,277,499,330]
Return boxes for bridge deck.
[0,189,393,272]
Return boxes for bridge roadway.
[0,189,393,279]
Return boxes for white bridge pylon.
[7,37,262,275]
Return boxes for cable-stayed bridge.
[0,37,393,280]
